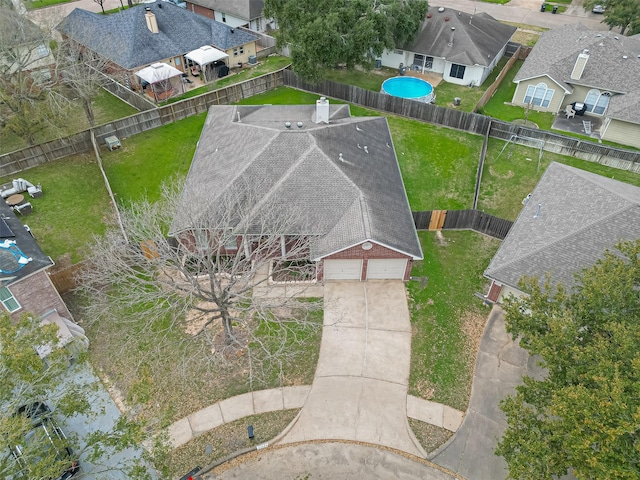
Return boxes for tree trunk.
[127,0,133,7]
[82,97,95,127]
[221,309,234,345]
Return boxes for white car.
[592,5,605,13]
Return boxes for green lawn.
[480,59,555,130]
[435,57,509,112]
[322,67,396,91]
[477,138,640,220]
[102,113,206,203]
[0,89,139,155]
[0,154,109,264]
[408,230,500,410]
[27,0,73,9]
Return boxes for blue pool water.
[382,77,434,102]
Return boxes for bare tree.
[79,180,322,380]
[0,7,69,146]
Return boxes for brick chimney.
[145,7,159,34]
[570,49,589,80]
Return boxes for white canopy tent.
[135,63,184,102]
[185,46,229,82]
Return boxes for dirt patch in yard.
[408,419,454,454]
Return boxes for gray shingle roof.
[485,162,640,290]
[171,104,423,260]
[56,1,257,70]
[404,7,516,67]
[514,24,640,123]
[185,0,264,21]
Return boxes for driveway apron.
[430,307,546,479]
[279,281,425,457]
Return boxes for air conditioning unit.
[248,55,257,65]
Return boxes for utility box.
[552,5,558,13]
[248,55,257,64]
[105,136,121,151]
[540,3,546,11]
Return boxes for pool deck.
[405,70,444,88]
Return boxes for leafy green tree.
[496,240,640,479]
[264,0,429,81]
[583,0,640,35]
[0,312,149,479]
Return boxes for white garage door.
[323,259,362,280]
[367,259,408,280]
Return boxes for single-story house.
[381,6,516,86]
[0,199,73,323]
[511,24,640,149]
[57,1,258,87]
[169,99,423,281]
[484,162,640,303]
[184,0,276,33]
[0,10,55,83]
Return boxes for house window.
[0,287,20,313]
[175,57,181,66]
[450,64,466,79]
[523,82,554,108]
[233,47,238,56]
[36,44,49,58]
[222,12,226,22]
[240,46,244,55]
[584,89,610,115]
[256,17,262,31]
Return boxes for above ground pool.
[381,76,435,103]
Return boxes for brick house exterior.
[170,102,423,282]
[0,201,73,323]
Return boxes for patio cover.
[136,63,183,84]
[185,45,229,67]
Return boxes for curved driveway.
[278,281,426,457]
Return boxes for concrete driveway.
[279,281,425,457]
[57,364,151,479]
[430,307,545,480]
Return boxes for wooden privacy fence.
[282,69,493,136]
[0,68,288,177]
[413,209,513,240]
[282,70,640,171]
[49,261,87,294]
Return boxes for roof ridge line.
[488,203,635,274]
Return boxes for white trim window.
[584,89,610,115]
[0,286,20,313]
[36,44,49,59]
[524,82,554,108]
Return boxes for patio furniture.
[14,202,32,215]
[6,194,24,207]
[583,120,592,135]
[565,105,576,119]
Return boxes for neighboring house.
[170,100,423,281]
[484,162,640,303]
[57,1,258,86]
[0,10,55,83]
[184,0,275,33]
[380,6,515,86]
[0,200,72,323]
[511,24,640,149]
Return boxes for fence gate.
[428,210,447,230]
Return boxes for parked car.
[592,4,605,13]
[8,402,80,480]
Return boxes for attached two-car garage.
[323,258,408,280]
